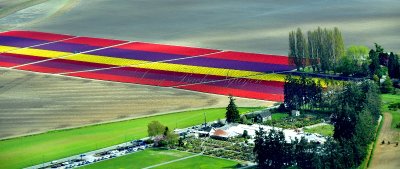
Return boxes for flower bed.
[179,138,255,162]
[0,30,325,101]
[115,42,219,56]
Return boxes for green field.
[303,124,334,137]
[0,107,262,169]
[81,149,193,169]
[381,94,400,129]
[272,113,289,120]
[82,149,238,169]
[154,155,238,169]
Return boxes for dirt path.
[369,113,400,169]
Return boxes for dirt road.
[369,113,400,169]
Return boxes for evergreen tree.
[354,110,374,146]
[323,138,345,169]
[164,127,179,148]
[294,137,314,169]
[331,82,363,140]
[374,43,389,66]
[369,49,380,76]
[163,126,169,136]
[361,80,381,120]
[284,75,301,110]
[381,78,394,94]
[254,127,267,168]
[388,52,400,78]
[254,128,290,169]
[332,103,357,140]
[339,138,357,168]
[225,96,240,123]
[374,43,384,53]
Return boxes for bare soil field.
[369,113,400,169]
[15,0,400,55]
[0,0,78,31]
[0,0,47,18]
[0,68,270,139]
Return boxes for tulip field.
[0,30,304,101]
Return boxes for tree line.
[283,75,323,111]
[289,28,400,80]
[289,27,345,73]
[254,80,380,169]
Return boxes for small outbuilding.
[245,109,272,123]
[210,129,230,140]
[291,110,300,117]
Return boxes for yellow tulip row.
[0,45,19,53]
[251,74,329,87]
[134,62,262,79]
[1,46,331,86]
[65,54,149,66]
[8,48,70,58]
[133,63,329,86]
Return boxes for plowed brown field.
[0,68,270,139]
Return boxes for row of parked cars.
[38,140,152,169]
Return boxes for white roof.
[213,124,326,143]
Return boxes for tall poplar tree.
[307,31,318,72]
[333,27,345,71]
[289,31,297,68]
[296,28,307,70]
[325,28,335,72]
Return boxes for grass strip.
[365,112,385,168]
[81,148,193,169]
[0,107,262,169]
[153,155,238,169]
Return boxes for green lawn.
[0,107,262,169]
[303,124,334,137]
[154,155,238,169]
[271,113,289,120]
[381,94,400,130]
[81,149,193,169]
[82,149,238,169]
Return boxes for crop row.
[0,31,305,101]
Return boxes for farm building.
[291,110,300,117]
[209,124,326,143]
[244,109,272,122]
